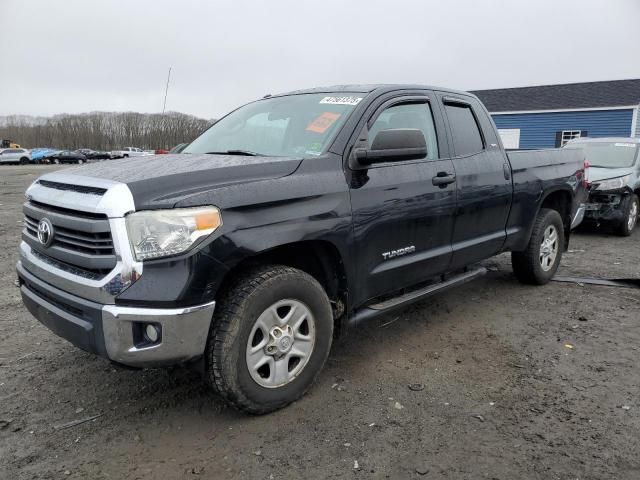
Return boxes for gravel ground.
[1,165,639,480]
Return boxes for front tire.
[616,194,638,237]
[512,208,564,285]
[19,157,29,165]
[205,265,333,414]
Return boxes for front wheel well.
[217,241,349,334]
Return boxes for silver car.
[565,137,640,236]
[0,148,32,165]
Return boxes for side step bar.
[347,266,487,328]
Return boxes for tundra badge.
[382,245,415,260]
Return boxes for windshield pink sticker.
[319,96,362,106]
[306,112,341,133]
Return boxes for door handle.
[432,172,456,187]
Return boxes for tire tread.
[206,265,329,414]
[512,208,564,285]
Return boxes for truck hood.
[49,153,303,209]
[589,166,634,183]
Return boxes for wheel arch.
[537,188,573,250]
[216,239,349,336]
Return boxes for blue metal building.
[471,79,640,149]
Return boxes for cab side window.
[368,103,439,160]
[444,102,484,156]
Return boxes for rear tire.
[205,265,333,414]
[512,208,564,285]
[19,157,29,165]
[615,194,638,237]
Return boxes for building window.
[561,130,582,146]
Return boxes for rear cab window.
[443,100,485,156]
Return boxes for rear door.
[437,93,512,269]
[3,149,19,163]
[347,92,457,304]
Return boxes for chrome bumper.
[102,302,215,367]
[18,261,215,368]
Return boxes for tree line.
[0,111,214,150]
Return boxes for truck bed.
[504,148,587,251]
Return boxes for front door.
[348,94,457,305]
[438,94,512,269]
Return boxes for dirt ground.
[1,165,639,480]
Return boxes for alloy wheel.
[628,200,638,232]
[539,225,559,272]
[245,299,316,388]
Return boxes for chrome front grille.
[22,201,117,275]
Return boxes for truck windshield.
[184,93,363,158]
[565,142,639,168]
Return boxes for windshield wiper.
[205,149,263,156]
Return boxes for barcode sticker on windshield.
[614,143,635,148]
[319,96,363,106]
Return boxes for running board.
[347,266,487,328]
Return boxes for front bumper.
[18,261,215,368]
[584,191,628,223]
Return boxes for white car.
[111,147,152,158]
[0,148,32,165]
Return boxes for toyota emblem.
[37,218,54,247]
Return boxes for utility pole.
[162,66,172,115]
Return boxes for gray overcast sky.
[1,0,639,119]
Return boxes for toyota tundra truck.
[17,85,588,413]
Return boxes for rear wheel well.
[540,190,572,248]
[217,241,348,334]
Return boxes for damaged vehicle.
[17,85,588,413]
[565,137,640,236]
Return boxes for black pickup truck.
[17,85,588,413]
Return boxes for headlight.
[595,175,630,191]
[126,206,222,261]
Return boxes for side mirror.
[354,128,427,165]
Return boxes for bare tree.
[0,112,213,150]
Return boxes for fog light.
[144,324,160,343]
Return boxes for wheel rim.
[539,225,559,272]
[245,299,316,388]
[628,200,638,231]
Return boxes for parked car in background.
[47,150,87,164]
[565,137,640,236]
[154,149,169,154]
[42,150,63,162]
[77,149,113,160]
[169,143,188,153]
[111,147,151,158]
[30,148,58,163]
[0,148,32,164]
